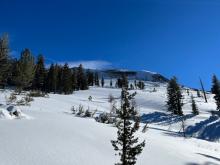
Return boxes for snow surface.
[0,82,220,165]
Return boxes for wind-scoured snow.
[0,82,219,165]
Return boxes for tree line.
[0,33,101,94]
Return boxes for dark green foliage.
[87,70,94,86]
[137,81,145,90]
[211,75,220,95]
[191,95,199,115]
[94,72,99,86]
[110,79,113,87]
[117,75,128,89]
[0,33,10,87]
[101,76,104,87]
[186,89,190,96]
[46,64,58,93]
[33,55,45,90]
[134,80,137,89]
[117,78,122,88]
[12,49,35,90]
[211,75,220,111]
[72,68,78,90]
[197,89,201,97]
[166,77,183,116]
[77,64,88,90]
[130,84,134,90]
[122,74,128,89]
[62,63,73,94]
[111,88,145,165]
[0,33,90,94]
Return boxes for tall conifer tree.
[33,55,45,91]
[211,75,220,111]
[0,33,10,87]
[13,49,35,90]
[166,77,183,115]
[111,88,145,165]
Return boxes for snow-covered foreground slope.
[0,84,220,165]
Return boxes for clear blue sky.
[1,0,220,89]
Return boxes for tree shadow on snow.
[196,153,220,162]
[186,153,220,165]
[141,111,194,126]
[185,116,220,142]
[186,162,219,165]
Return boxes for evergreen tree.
[77,64,88,90]
[94,72,99,86]
[0,33,10,87]
[137,81,145,90]
[33,54,45,91]
[57,65,63,93]
[197,89,201,97]
[186,89,190,96]
[191,95,199,115]
[13,49,35,90]
[62,63,73,94]
[166,77,184,116]
[110,79,113,88]
[211,75,220,111]
[117,78,122,88]
[211,75,220,95]
[46,63,59,93]
[121,74,128,89]
[87,70,94,86]
[72,68,78,91]
[111,88,145,165]
[134,80,137,89]
[101,76,105,87]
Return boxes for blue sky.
[1,0,220,89]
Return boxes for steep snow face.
[0,82,220,165]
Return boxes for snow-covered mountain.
[86,68,169,82]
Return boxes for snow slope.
[0,83,219,165]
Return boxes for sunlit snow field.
[0,81,219,165]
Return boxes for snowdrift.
[0,105,31,120]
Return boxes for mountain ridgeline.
[83,69,169,83]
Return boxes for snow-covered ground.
[0,82,220,165]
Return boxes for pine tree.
[137,81,145,90]
[101,76,105,87]
[33,55,45,91]
[62,63,73,94]
[77,64,88,90]
[13,49,35,90]
[211,75,220,111]
[134,80,137,89]
[46,64,59,93]
[211,75,220,95]
[122,74,128,89]
[94,72,99,86]
[87,70,94,86]
[166,77,184,116]
[111,88,145,165]
[110,79,113,88]
[197,89,201,97]
[117,78,122,88]
[57,65,63,93]
[0,33,10,87]
[186,89,190,96]
[72,68,78,91]
[191,95,199,115]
